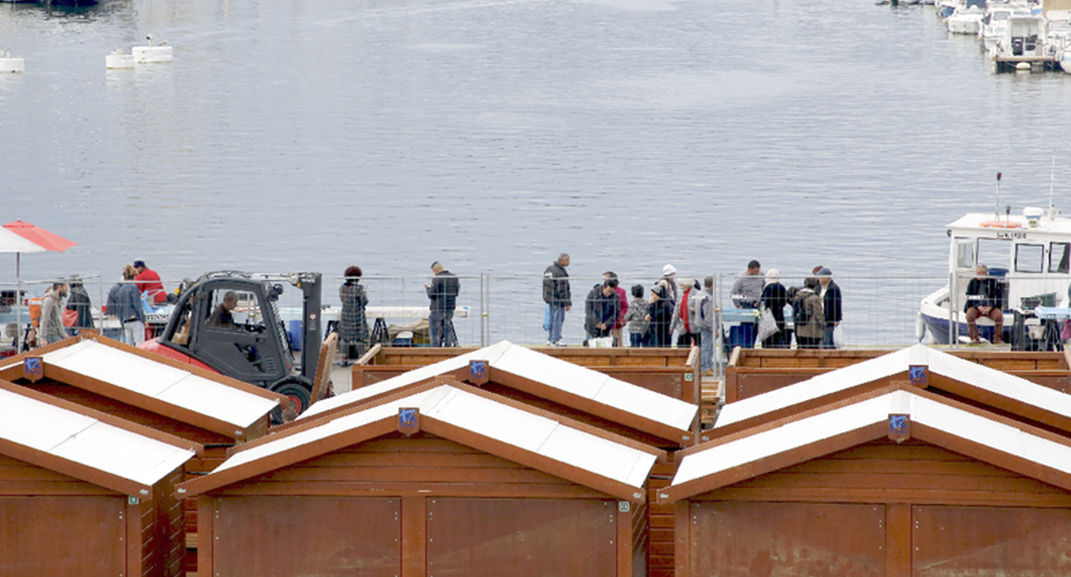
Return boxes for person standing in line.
[816,267,843,349]
[133,260,168,306]
[584,278,619,342]
[115,265,146,345]
[645,284,674,348]
[678,277,701,347]
[39,281,68,346]
[605,272,628,347]
[760,269,789,349]
[730,260,763,309]
[659,264,682,340]
[425,261,460,347]
[695,276,716,374]
[339,266,371,362]
[791,278,826,349]
[543,253,572,347]
[624,284,649,347]
[65,276,94,336]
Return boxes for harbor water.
[4,0,1071,345]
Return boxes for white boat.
[1046,10,1071,73]
[980,6,1033,51]
[920,181,1071,345]
[947,1,985,34]
[0,51,24,74]
[988,12,1056,71]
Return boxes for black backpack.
[793,298,810,325]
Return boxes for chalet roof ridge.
[28,337,280,431]
[664,387,1071,502]
[716,344,1071,430]
[182,382,662,501]
[302,340,697,432]
[0,386,195,495]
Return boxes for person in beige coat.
[791,277,826,349]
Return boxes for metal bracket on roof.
[888,414,911,443]
[398,407,421,437]
[22,357,43,382]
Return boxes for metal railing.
[0,272,952,353]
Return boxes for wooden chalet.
[0,334,284,572]
[307,340,700,449]
[353,342,701,402]
[0,381,197,577]
[178,377,666,577]
[709,344,1071,440]
[659,383,1071,576]
[725,346,1071,402]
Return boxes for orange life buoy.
[979,220,1022,229]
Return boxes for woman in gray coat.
[339,266,370,362]
[791,277,826,349]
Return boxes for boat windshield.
[1051,242,1071,273]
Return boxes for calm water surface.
[4,0,1071,342]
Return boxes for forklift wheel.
[271,380,312,423]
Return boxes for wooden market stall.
[659,383,1071,577]
[0,334,284,572]
[353,342,701,403]
[178,377,665,577]
[724,346,1071,402]
[0,382,197,577]
[308,340,700,449]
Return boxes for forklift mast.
[290,272,322,380]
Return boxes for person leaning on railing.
[964,264,1004,344]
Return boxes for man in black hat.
[425,261,460,347]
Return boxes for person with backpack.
[791,277,826,349]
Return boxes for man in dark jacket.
[965,264,1003,344]
[816,267,842,349]
[542,253,571,346]
[584,278,620,341]
[426,261,460,347]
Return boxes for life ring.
[979,220,1022,229]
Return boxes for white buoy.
[1016,61,1031,71]
[105,48,135,69]
[0,50,24,74]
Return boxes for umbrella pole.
[14,253,20,352]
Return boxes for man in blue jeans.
[426,261,460,347]
[542,253,572,346]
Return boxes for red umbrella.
[1,221,77,350]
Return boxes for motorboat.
[919,178,1071,344]
[132,36,172,64]
[947,0,985,34]
[980,6,1033,51]
[1047,10,1071,73]
[0,51,23,74]
[988,12,1056,71]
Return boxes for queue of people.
[541,255,847,366]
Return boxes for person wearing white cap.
[659,264,682,340]
[730,259,763,309]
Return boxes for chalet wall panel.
[0,496,124,576]
[214,496,401,577]
[426,497,617,577]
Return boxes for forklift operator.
[209,291,239,329]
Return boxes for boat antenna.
[995,172,1002,221]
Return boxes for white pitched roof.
[42,339,279,429]
[715,344,1071,429]
[0,387,194,489]
[674,389,1071,489]
[218,384,657,489]
[301,340,697,431]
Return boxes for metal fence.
[0,272,951,352]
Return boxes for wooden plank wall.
[646,459,680,577]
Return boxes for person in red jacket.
[133,260,167,306]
